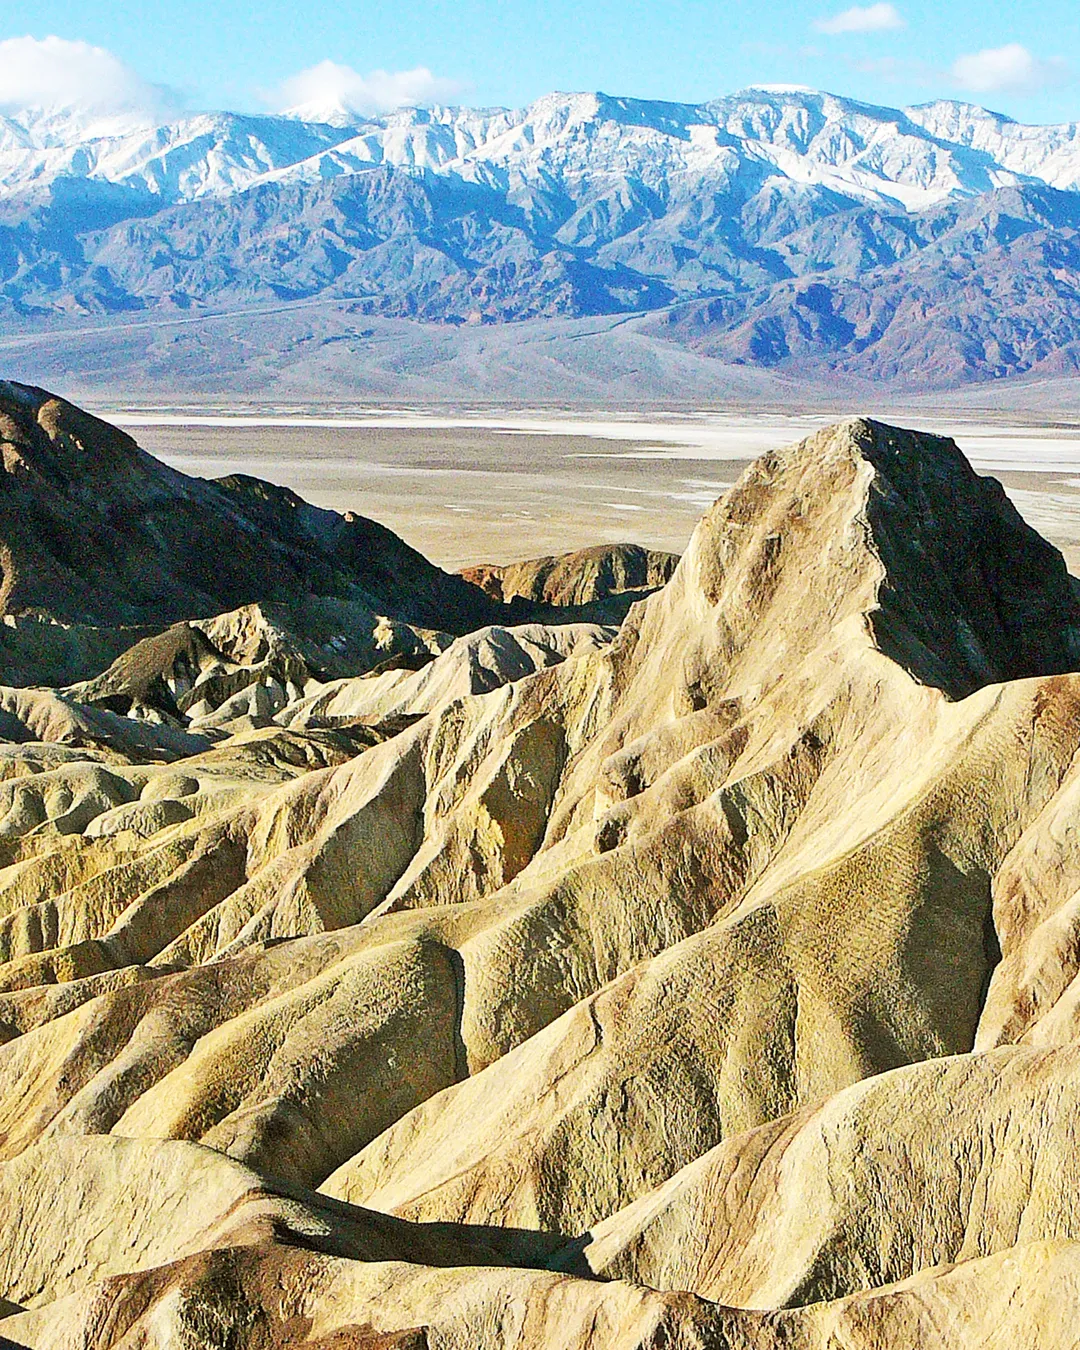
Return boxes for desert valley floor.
[115,409,1080,574]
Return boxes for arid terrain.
[1,380,1080,1347]
[117,409,1080,573]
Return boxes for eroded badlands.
[0,382,1077,1347]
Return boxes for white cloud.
[0,34,173,116]
[951,43,1069,96]
[275,61,464,119]
[813,4,905,35]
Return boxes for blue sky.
[1,0,1078,123]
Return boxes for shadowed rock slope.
[0,409,1079,1346]
[0,379,504,683]
[0,381,673,694]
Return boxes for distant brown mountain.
[9,91,1080,389]
[461,543,679,608]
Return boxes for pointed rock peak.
[668,417,1080,701]
[849,418,1080,696]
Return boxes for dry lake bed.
[110,410,1080,574]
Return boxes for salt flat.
[111,410,1080,573]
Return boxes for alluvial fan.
[0,383,1079,1348]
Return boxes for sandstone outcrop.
[461,543,679,607]
[0,401,1077,1346]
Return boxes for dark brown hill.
[0,380,498,636]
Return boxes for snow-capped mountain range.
[6,87,1080,208]
[7,86,1080,386]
